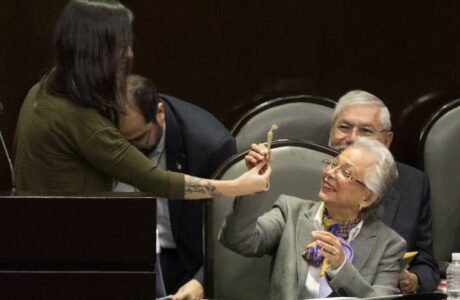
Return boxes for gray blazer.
[219,195,407,299]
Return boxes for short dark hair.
[127,74,160,123]
[45,0,134,123]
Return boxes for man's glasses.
[321,158,366,187]
[334,123,389,137]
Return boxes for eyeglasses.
[334,123,389,137]
[321,158,366,187]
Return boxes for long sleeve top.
[13,83,184,197]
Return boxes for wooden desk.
[0,193,156,299]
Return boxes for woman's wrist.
[224,178,240,196]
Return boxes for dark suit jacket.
[160,94,236,285]
[381,162,439,292]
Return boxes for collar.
[155,124,166,154]
[313,202,325,230]
[314,202,363,242]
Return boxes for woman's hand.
[312,231,345,269]
[234,161,272,195]
[245,143,270,170]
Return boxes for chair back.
[205,140,337,300]
[419,99,460,267]
[231,95,336,152]
[393,91,460,166]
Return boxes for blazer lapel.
[163,99,186,173]
[381,186,401,227]
[296,203,321,292]
[163,99,187,235]
[381,162,404,226]
[350,216,378,271]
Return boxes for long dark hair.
[45,0,134,123]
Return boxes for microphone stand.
[0,130,16,195]
[0,101,16,195]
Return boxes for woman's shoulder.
[35,85,112,127]
[366,214,407,246]
[25,82,116,138]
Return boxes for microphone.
[0,102,16,194]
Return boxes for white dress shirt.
[113,126,176,249]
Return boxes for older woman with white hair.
[219,137,406,299]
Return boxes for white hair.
[349,137,398,204]
[333,90,392,130]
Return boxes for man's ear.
[384,131,394,148]
[156,102,165,125]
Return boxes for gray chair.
[231,95,336,152]
[393,91,460,167]
[418,98,460,274]
[205,140,337,300]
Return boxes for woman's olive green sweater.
[13,83,184,196]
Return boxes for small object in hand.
[320,258,330,276]
[260,124,278,175]
[266,123,279,153]
[400,251,418,269]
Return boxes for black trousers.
[159,248,195,295]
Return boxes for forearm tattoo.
[185,176,222,197]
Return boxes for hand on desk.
[399,269,419,294]
[170,279,204,300]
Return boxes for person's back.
[14,81,188,196]
[14,83,117,193]
[13,0,159,195]
[13,0,270,201]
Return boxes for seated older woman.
[219,137,406,299]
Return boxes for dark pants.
[159,248,194,295]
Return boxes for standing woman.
[13,0,270,198]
